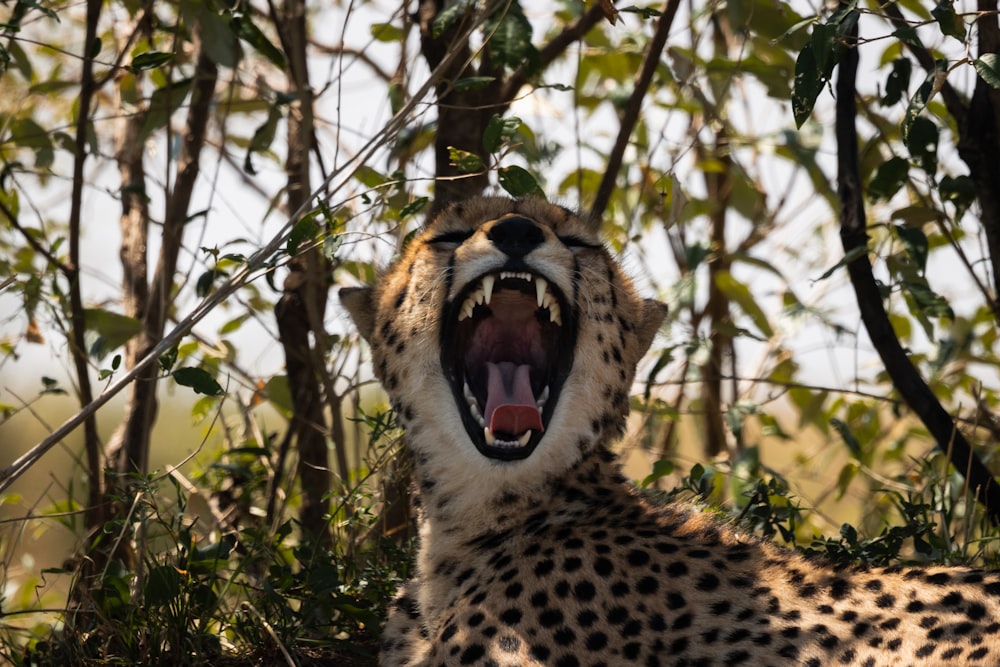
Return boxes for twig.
[66,0,104,528]
[500,3,607,105]
[590,0,681,220]
[0,199,72,274]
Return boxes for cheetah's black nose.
[487,216,544,258]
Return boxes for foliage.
[1,0,1000,663]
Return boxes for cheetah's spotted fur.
[340,196,1000,666]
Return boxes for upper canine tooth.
[535,277,548,308]
[482,275,495,305]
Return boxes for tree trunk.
[273,0,332,545]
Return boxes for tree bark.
[106,33,218,479]
[67,0,103,531]
[272,0,332,545]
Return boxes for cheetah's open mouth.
[442,270,575,460]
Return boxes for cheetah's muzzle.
[442,269,575,461]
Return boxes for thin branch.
[590,0,681,220]
[881,4,967,125]
[310,42,394,82]
[836,10,1000,525]
[500,3,607,104]
[66,0,104,529]
[0,199,72,274]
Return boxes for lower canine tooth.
[518,430,532,446]
[484,427,496,445]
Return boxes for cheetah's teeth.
[535,277,548,308]
[483,426,533,448]
[458,272,561,325]
[464,381,484,424]
[481,274,495,305]
[536,385,549,408]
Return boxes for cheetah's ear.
[636,299,668,358]
[339,287,376,344]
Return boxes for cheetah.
[340,196,1000,666]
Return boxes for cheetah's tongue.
[485,362,543,436]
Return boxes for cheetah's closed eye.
[341,196,1000,667]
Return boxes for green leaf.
[498,166,544,198]
[939,175,976,212]
[792,43,823,127]
[868,156,909,200]
[483,0,537,72]
[172,367,224,396]
[41,376,67,395]
[432,0,476,38]
[901,64,942,140]
[815,246,867,281]
[354,166,392,189]
[140,77,193,143]
[448,147,484,173]
[198,6,242,68]
[370,21,405,42]
[905,116,938,177]
[931,0,966,41]
[400,197,430,218]
[287,214,319,255]
[159,346,178,372]
[810,21,837,75]
[640,460,675,488]
[835,462,859,500]
[264,375,293,417]
[219,314,249,335]
[894,224,929,272]
[244,103,282,175]
[892,24,922,48]
[196,269,227,297]
[882,58,911,106]
[715,272,773,338]
[235,15,285,68]
[902,279,954,320]
[830,417,862,458]
[446,74,495,95]
[482,114,522,153]
[130,51,172,71]
[84,308,143,359]
[973,54,1000,89]
[891,205,939,226]
[9,118,54,168]
[144,565,181,606]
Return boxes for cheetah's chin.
[442,269,575,461]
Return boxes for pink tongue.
[485,362,543,435]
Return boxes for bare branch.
[0,198,72,275]
[589,0,681,220]
[66,0,104,529]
